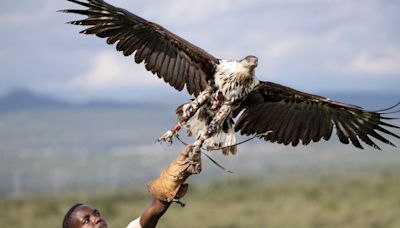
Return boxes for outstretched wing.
[61,0,219,96]
[235,81,400,150]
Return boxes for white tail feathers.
[184,106,237,155]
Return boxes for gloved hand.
[147,145,201,202]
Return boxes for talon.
[185,146,202,174]
[157,129,177,144]
[184,111,191,118]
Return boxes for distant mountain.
[322,92,399,111]
[0,88,169,112]
[0,88,398,113]
[0,88,71,112]
[84,100,167,109]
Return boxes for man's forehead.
[72,205,95,217]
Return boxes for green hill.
[1,173,400,228]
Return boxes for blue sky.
[1,0,399,102]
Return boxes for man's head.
[63,203,107,228]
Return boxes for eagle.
[61,0,399,155]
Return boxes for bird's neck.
[214,60,258,101]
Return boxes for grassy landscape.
[1,106,399,227]
[1,173,400,228]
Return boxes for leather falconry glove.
[147,145,201,202]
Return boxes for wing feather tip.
[376,145,382,150]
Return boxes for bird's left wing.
[61,0,219,96]
[235,81,400,150]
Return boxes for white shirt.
[126,217,142,228]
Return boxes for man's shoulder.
[126,217,142,228]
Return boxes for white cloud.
[142,0,266,26]
[2,0,400,99]
[0,14,25,26]
[265,37,309,59]
[69,51,162,90]
[349,48,400,76]
[0,0,60,27]
[323,48,400,79]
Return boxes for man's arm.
[135,145,201,228]
[139,199,171,228]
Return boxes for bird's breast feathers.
[214,60,259,101]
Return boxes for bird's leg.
[208,102,232,135]
[193,101,232,149]
[157,87,214,144]
[156,124,182,144]
[181,86,214,122]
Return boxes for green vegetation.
[1,173,400,228]
[1,109,399,227]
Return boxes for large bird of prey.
[61,0,399,155]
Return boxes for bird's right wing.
[61,0,219,96]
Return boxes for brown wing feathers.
[62,1,399,150]
[61,0,218,96]
[235,82,400,150]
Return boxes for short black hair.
[63,203,84,228]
